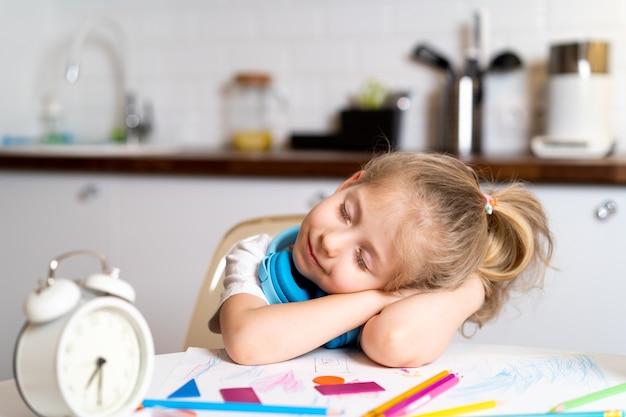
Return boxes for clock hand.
[85,366,99,390]
[85,357,106,390]
[97,362,103,407]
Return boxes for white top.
[208,233,271,333]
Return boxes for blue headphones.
[257,226,360,348]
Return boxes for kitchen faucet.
[65,16,151,144]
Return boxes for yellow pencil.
[362,370,450,417]
[406,400,499,417]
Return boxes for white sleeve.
[221,233,272,304]
[208,233,272,333]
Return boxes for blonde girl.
[211,152,553,367]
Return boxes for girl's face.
[292,171,406,294]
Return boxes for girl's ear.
[337,170,365,191]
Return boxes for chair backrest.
[183,214,305,350]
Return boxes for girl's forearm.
[220,290,390,365]
[360,276,485,368]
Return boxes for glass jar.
[227,72,282,151]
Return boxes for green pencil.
[465,412,623,417]
[550,382,626,412]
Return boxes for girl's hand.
[219,289,394,365]
[360,274,485,368]
[383,287,423,305]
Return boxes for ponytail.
[473,183,554,326]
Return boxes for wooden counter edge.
[1,148,626,184]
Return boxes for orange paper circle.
[313,375,345,385]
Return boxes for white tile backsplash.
[2,0,626,152]
[547,0,624,29]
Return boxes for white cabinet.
[0,172,118,380]
[454,185,626,356]
[0,172,340,380]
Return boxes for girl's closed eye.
[356,248,368,271]
[340,203,351,224]
[340,203,368,271]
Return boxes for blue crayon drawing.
[453,354,607,398]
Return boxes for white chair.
[183,214,305,350]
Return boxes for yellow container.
[232,129,272,151]
[228,72,281,151]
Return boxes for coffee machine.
[532,41,613,158]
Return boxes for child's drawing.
[315,356,350,373]
[153,346,623,415]
[450,353,607,398]
[252,370,304,394]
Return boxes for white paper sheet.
[141,343,626,416]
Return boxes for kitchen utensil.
[412,10,491,155]
[451,9,488,157]
[411,44,455,81]
[411,43,461,153]
[412,10,487,156]
[488,51,523,72]
[453,55,482,156]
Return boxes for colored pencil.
[550,382,626,412]
[142,398,342,415]
[383,373,460,417]
[407,400,499,417]
[362,370,450,417]
[452,411,624,417]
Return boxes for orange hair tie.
[483,193,498,215]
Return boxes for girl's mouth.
[307,240,322,269]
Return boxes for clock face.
[57,303,146,415]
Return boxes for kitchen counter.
[1,146,626,184]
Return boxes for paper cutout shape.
[313,375,346,385]
[168,378,201,398]
[315,381,384,395]
[220,387,262,403]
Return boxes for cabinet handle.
[77,183,99,202]
[596,200,617,220]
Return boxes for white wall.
[2,0,626,151]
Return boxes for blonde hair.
[358,152,553,327]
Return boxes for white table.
[2,345,626,416]
[0,352,183,417]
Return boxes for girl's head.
[357,152,553,325]
[294,151,552,326]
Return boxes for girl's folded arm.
[219,289,396,365]
[360,274,485,368]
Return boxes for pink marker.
[383,373,460,417]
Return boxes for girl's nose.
[321,229,350,258]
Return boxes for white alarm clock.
[14,250,154,417]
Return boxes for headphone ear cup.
[271,251,310,302]
[24,278,81,323]
[324,327,361,348]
